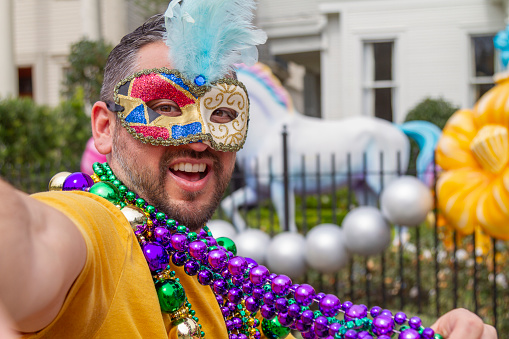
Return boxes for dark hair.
[100,14,166,101]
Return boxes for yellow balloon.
[437,74,509,240]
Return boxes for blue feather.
[164,0,267,85]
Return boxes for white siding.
[258,0,319,24]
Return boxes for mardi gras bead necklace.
[50,162,443,339]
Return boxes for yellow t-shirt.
[25,191,295,339]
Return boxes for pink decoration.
[81,137,107,175]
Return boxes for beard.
[111,130,232,231]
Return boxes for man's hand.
[431,308,497,339]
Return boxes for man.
[0,3,499,338]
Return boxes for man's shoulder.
[31,190,130,236]
[32,190,121,214]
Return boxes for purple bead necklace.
[54,162,442,339]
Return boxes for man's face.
[109,41,236,231]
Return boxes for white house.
[1,0,146,106]
[257,0,508,122]
[1,0,507,122]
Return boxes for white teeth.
[172,162,207,173]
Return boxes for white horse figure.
[221,64,439,232]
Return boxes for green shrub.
[0,93,90,167]
[404,97,460,173]
[405,97,460,129]
[62,38,113,106]
[55,91,92,161]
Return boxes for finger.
[481,324,498,339]
[431,308,484,339]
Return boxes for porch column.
[320,11,342,119]
[102,0,128,44]
[81,0,101,39]
[0,0,17,98]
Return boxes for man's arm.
[0,179,86,333]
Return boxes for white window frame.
[469,33,499,105]
[362,39,397,121]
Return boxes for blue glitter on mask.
[161,73,192,93]
[172,122,202,139]
[125,104,147,124]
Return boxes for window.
[471,35,497,103]
[363,41,395,122]
[18,67,33,98]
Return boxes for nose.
[187,141,210,152]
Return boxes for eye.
[210,108,238,123]
[147,99,182,117]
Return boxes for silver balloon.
[235,228,271,265]
[266,232,307,279]
[342,206,391,256]
[305,224,350,273]
[380,175,434,227]
[207,219,237,240]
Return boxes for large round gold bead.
[121,205,148,230]
[48,172,72,191]
[176,318,201,338]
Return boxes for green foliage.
[404,97,460,173]
[0,93,90,167]
[62,38,113,106]
[404,97,459,129]
[56,90,93,161]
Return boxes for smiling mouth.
[170,162,209,182]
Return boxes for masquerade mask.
[109,0,266,151]
[113,68,249,152]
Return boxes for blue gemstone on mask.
[125,104,147,124]
[172,122,202,139]
[194,75,206,86]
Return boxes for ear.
[91,101,115,155]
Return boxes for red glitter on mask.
[130,74,195,107]
[132,125,170,140]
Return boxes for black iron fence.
[2,148,507,336]
[213,129,508,336]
